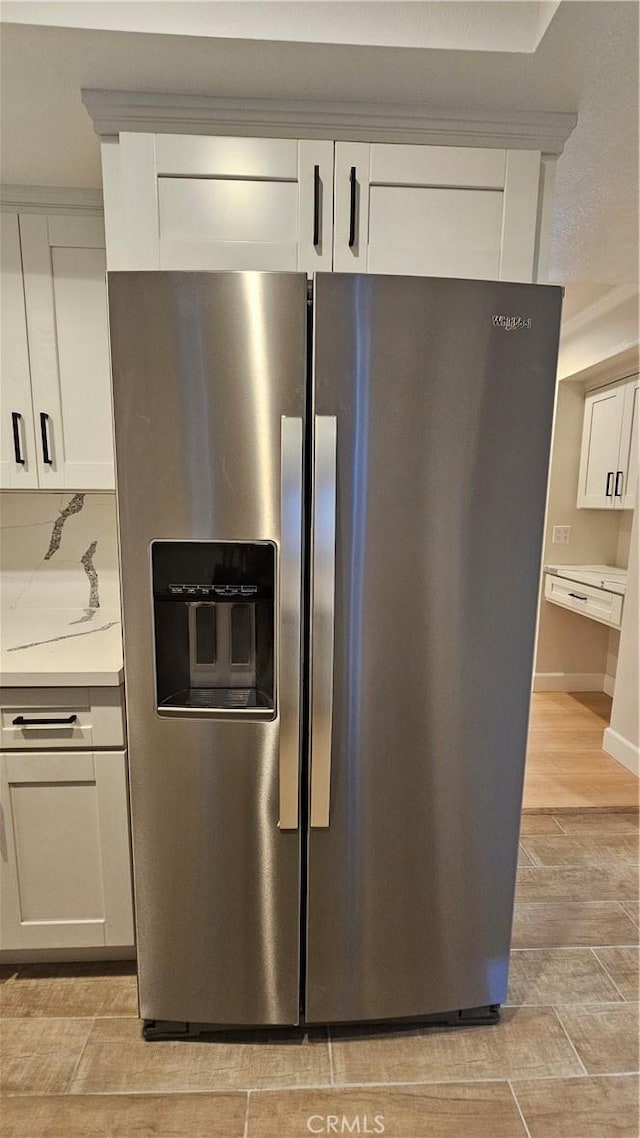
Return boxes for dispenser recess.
[151,541,276,718]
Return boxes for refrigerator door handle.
[279,416,304,830]
[310,415,337,828]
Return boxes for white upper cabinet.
[333,142,541,281]
[106,133,334,273]
[577,376,639,509]
[5,213,115,491]
[616,375,639,510]
[0,213,38,488]
[101,133,546,283]
[20,214,114,490]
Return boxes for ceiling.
[0,1,637,288]
[0,1,562,53]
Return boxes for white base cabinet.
[0,748,133,952]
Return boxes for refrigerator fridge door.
[306,273,561,1024]
[108,272,307,1026]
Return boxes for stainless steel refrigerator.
[107,271,562,1037]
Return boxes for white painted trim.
[533,672,605,692]
[0,184,103,214]
[81,89,577,154]
[561,285,639,340]
[603,673,616,698]
[602,726,640,776]
[533,155,556,283]
[557,285,639,385]
[0,945,135,964]
[560,346,640,393]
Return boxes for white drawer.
[0,687,125,750]
[544,574,623,629]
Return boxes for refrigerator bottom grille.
[142,1005,501,1041]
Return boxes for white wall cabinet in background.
[104,133,334,273]
[0,210,114,491]
[333,143,541,281]
[101,131,546,283]
[0,748,133,951]
[577,375,638,510]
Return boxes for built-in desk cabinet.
[102,132,546,282]
[0,210,114,491]
[577,374,639,510]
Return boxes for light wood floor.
[524,692,639,812]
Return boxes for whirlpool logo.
[492,315,532,330]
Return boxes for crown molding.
[0,184,103,214]
[82,89,576,155]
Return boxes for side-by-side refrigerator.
[107,271,562,1036]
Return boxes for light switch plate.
[552,525,571,545]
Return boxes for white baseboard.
[602,727,640,777]
[0,945,136,964]
[603,673,616,697]
[533,672,605,693]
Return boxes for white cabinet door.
[0,213,38,488]
[111,133,334,274]
[616,375,639,510]
[19,214,115,491]
[0,750,134,951]
[577,383,630,509]
[333,142,540,282]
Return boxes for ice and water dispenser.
[151,542,275,718]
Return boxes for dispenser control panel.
[167,584,259,599]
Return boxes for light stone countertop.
[544,564,628,596]
[0,607,123,687]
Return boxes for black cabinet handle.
[348,166,357,248]
[614,470,624,497]
[605,471,613,497]
[13,714,78,726]
[11,411,25,464]
[313,164,320,248]
[40,412,53,465]
[568,592,588,601]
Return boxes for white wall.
[604,507,639,774]
[534,378,626,690]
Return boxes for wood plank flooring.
[1,810,638,1138]
[524,692,639,811]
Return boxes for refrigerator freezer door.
[306,273,561,1023]
[108,272,306,1025]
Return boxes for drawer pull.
[12,714,78,727]
[568,592,588,601]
